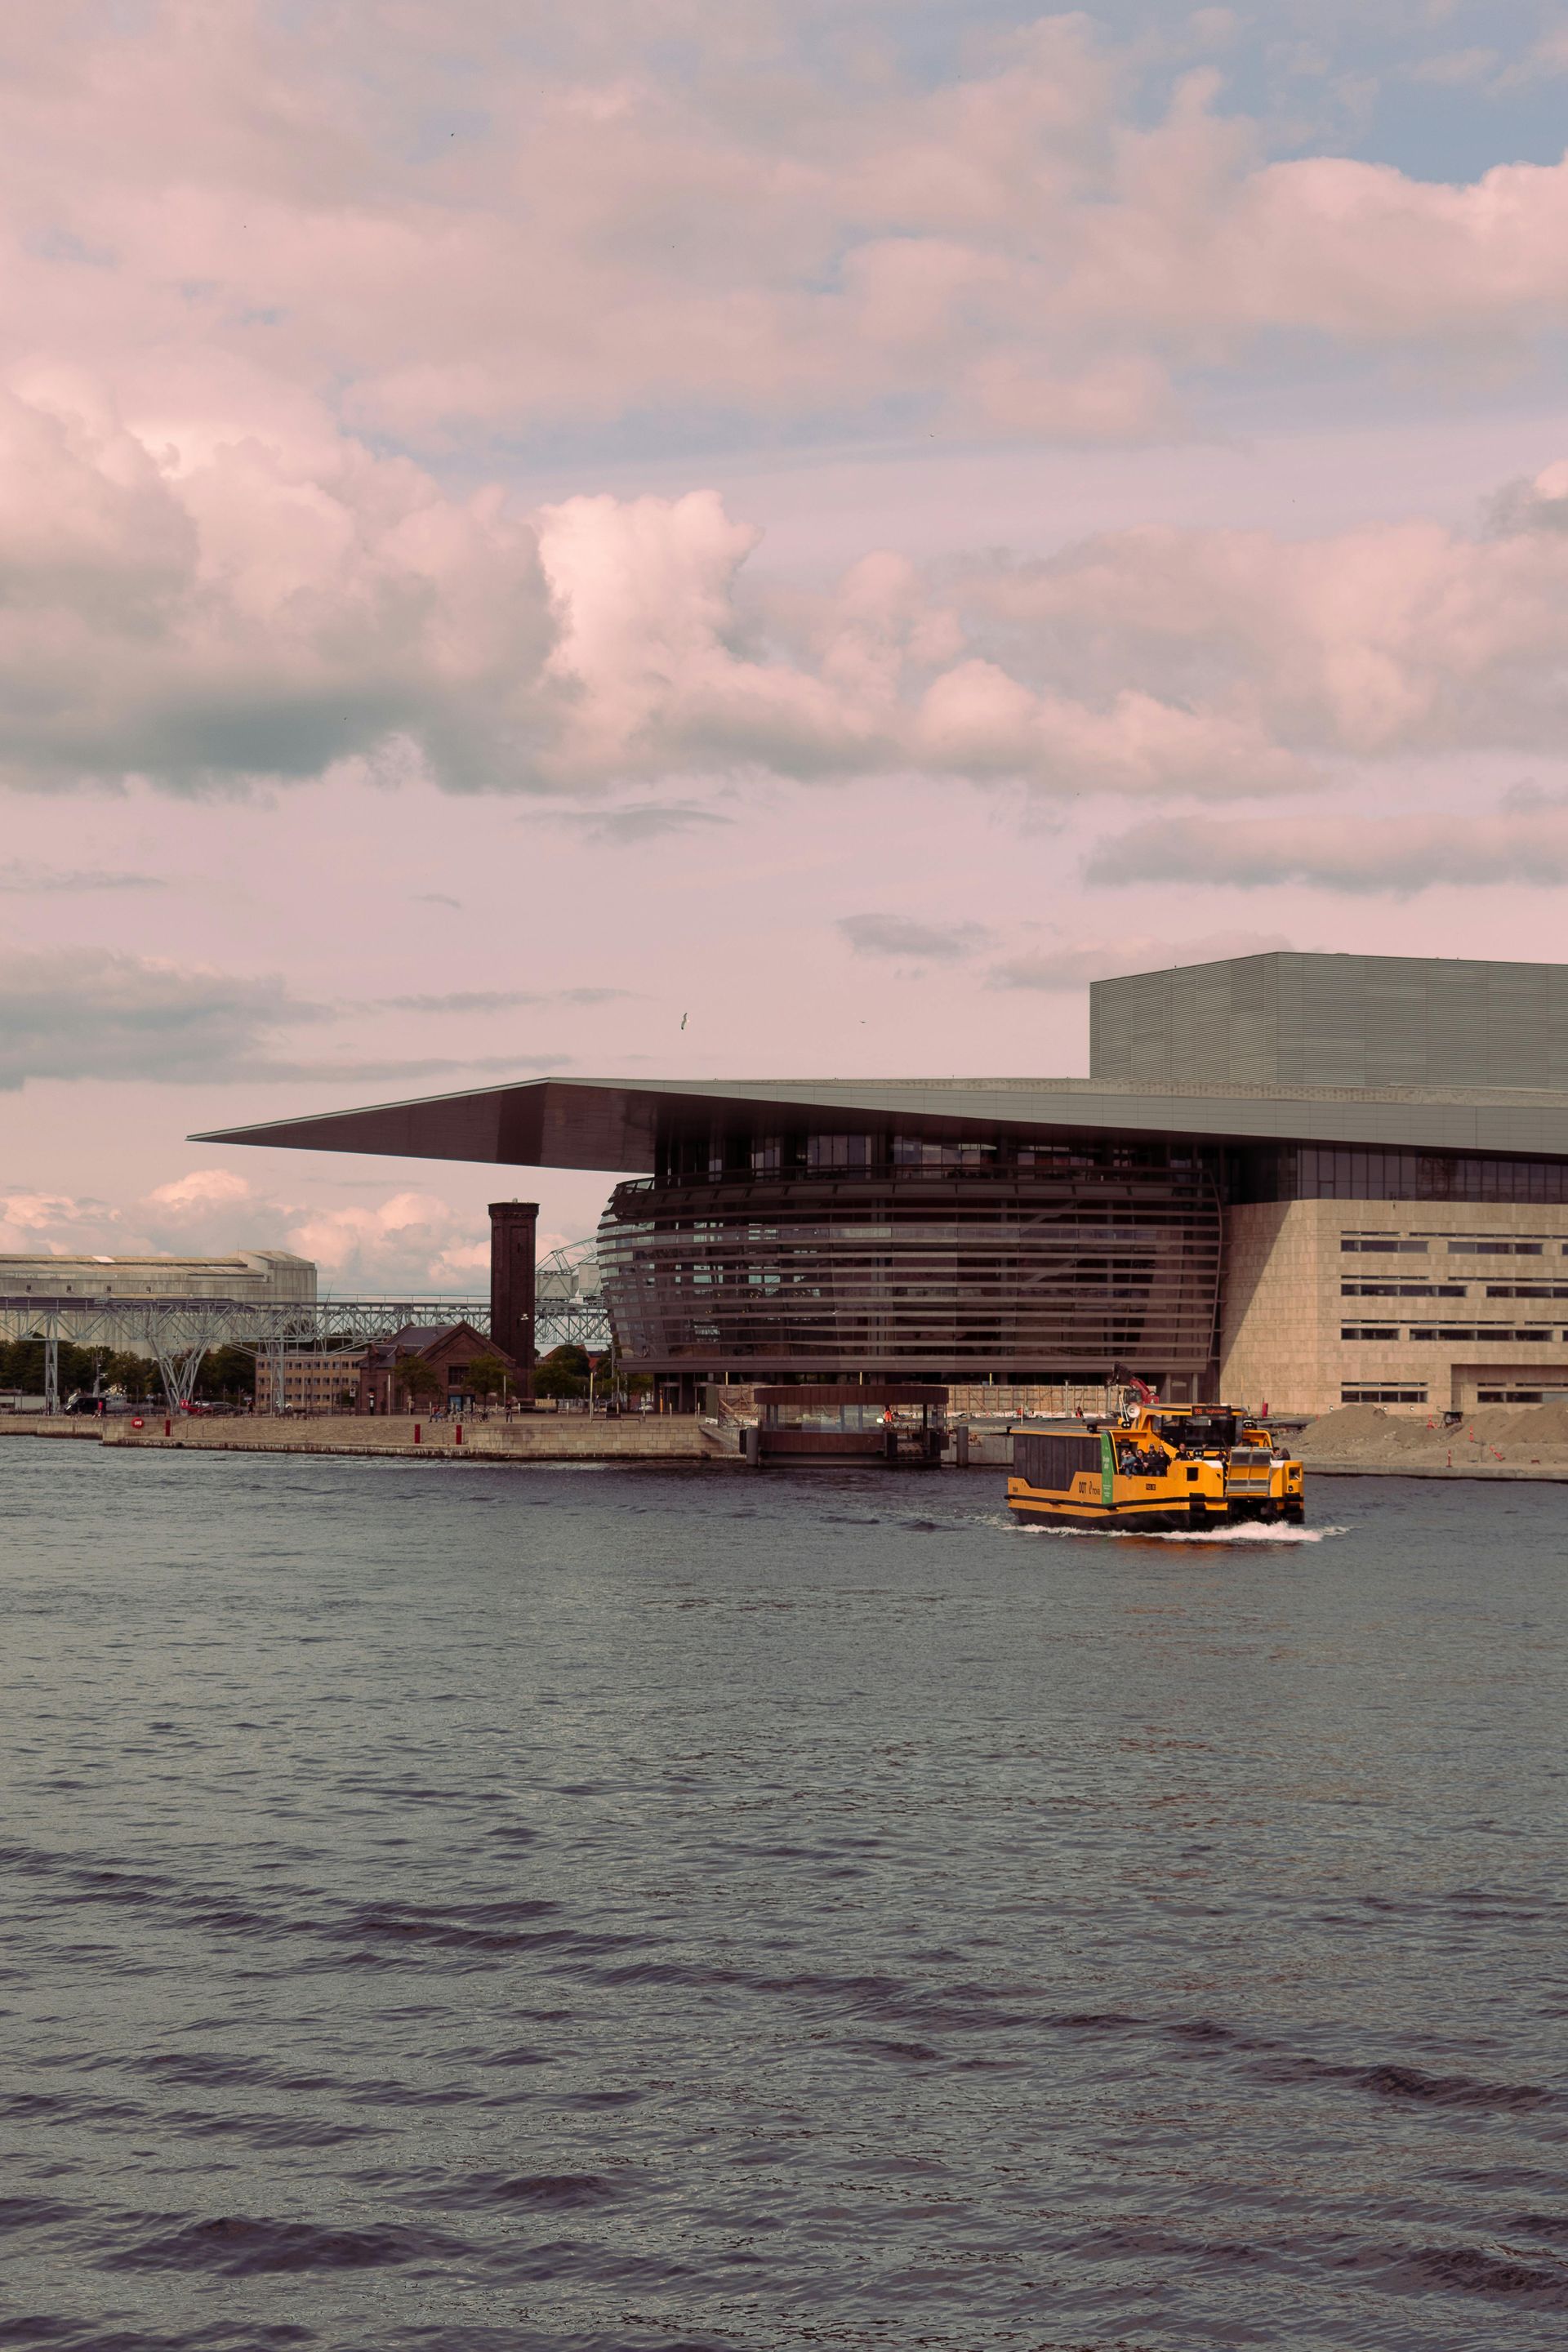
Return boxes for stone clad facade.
[1222,1200,1568,1416]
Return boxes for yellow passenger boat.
[1007,1403,1304,1532]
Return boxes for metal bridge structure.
[0,1241,610,1414]
[534,1238,611,1356]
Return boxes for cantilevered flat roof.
[193,1071,1568,1169]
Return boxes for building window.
[807,1134,874,1170]
[893,1136,999,1169]
[1242,1151,1568,1205]
[1343,1385,1428,1404]
[1340,1237,1428,1254]
[1342,1325,1400,1339]
[1485,1285,1568,1299]
[751,1138,782,1174]
[1341,1283,1465,1298]
[1478,1387,1568,1403]
[1451,1241,1544,1256]
[1405,1325,1562,1342]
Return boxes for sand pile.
[1297,1401,1568,1468]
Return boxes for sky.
[8,0,1568,1292]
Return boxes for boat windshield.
[1156,1412,1237,1452]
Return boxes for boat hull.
[1009,1495,1305,1532]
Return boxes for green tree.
[0,1337,117,1399]
[396,1353,443,1410]
[466,1355,510,1415]
[192,1344,255,1403]
[101,1349,158,1401]
[532,1343,587,1401]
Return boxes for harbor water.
[1,1444,1565,2350]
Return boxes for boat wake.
[991,1515,1343,1545]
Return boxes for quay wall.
[0,1412,732,1463]
[11,1405,1568,1481]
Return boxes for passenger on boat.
[1117,1441,1166,1476]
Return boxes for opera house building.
[199,952,1568,1419]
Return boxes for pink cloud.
[0,382,551,791]
[6,7,1568,460]
[1,1166,497,1294]
[15,367,1568,812]
[965,466,1568,764]
[1085,787,1568,897]
[0,388,1321,801]
[987,929,1294,988]
[911,665,1309,795]
[9,9,1568,850]
[20,380,1568,808]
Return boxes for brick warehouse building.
[357,1321,524,1416]
[198,952,1568,1418]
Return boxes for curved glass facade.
[598,1149,1222,1380]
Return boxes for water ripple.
[0,1448,1564,2350]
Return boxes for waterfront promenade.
[0,1412,737,1465]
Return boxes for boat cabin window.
[1156,1412,1236,1451]
[1014,1432,1102,1490]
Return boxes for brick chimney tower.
[488,1200,539,1392]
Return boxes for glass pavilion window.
[806,1135,875,1171]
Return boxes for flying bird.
[680,1012,688,1029]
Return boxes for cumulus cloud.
[0,1169,499,1296]
[0,385,555,795]
[11,7,1568,451]
[964,461,1568,771]
[987,929,1294,988]
[0,949,323,1089]
[0,948,572,1089]
[145,1172,492,1295]
[0,1187,119,1255]
[837,913,991,960]
[9,16,1568,818]
[1084,789,1568,896]
[0,13,1159,443]
[0,398,1318,802]
[17,401,1568,809]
